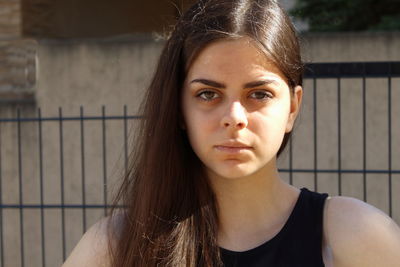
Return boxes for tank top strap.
[289,187,328,231]
[280,187,329,266]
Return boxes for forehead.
[185,38,286,82]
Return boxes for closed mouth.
[214,146,252,152]
[216,140,252,149]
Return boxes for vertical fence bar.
[80,107,87,233]
[387,66,392,217]
[17,109,25,267]
[124,105,128,176]
[102,106,107,216]
[0,121,3,267]
[337,77,342,195]
[313,77,318,191]
[59,108,66,261]
[38,109,46,267]
[362,68,367,202]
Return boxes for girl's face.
[182,38,302,180]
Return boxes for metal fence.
[296,61,400,208]
[0,61,399,266]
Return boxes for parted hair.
[108,0,303,266]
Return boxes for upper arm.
[62,218,112,267]
[324,196,400,267]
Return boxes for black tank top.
[220,188,328,267]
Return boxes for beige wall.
[36,37,163,116]
[301,32,400,62]
[0,32,399,266]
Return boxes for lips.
[215,146,252,153]
[214,140,252,153]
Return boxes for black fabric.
[220,188,329,267]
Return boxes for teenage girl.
[63,0,400,266]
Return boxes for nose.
[221,101,248,130]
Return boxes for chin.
[208,161,258,180]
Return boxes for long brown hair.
[108,0,304,266]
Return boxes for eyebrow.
[189,78,277,89]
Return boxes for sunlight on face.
[182,38,299,180]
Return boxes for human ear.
[285,85,303,133]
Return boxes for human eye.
[249,90,273,100]
[196,90,220,102]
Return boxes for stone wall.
[0,0,21,39]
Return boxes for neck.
[207,160,299,251]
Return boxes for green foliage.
[290,0,400,31]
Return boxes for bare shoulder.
[323,196,400,267]
[62,217,115,267]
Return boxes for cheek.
[182,101,214,150]
[251,105,290,141]
[185,110,215,144]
